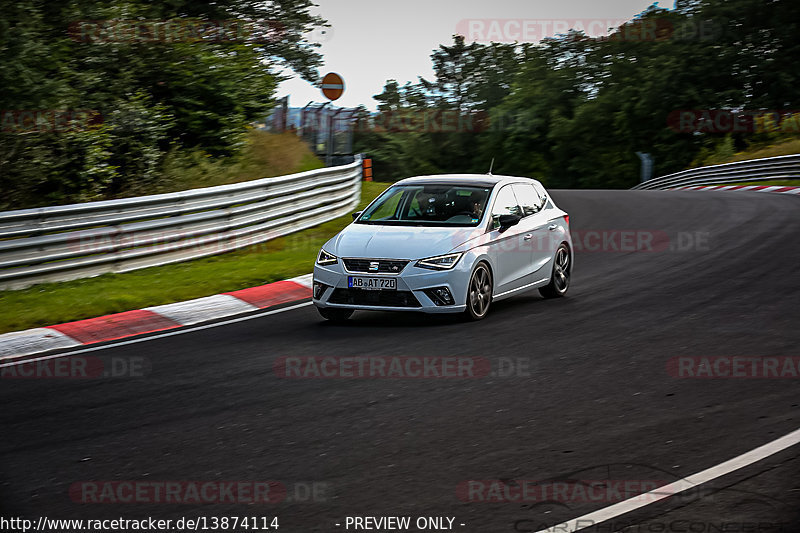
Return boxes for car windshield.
[356,184,491,226]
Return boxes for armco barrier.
[632,154,800,190]
[0,157,363,290]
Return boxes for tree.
[0,0,327,208]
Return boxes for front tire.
[464,262,493,321]
[317,307,354,322]
[539,243,571,298]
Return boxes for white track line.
[0,301,313,368]
[535,426,800,532]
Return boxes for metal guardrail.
[0,157,363,290]
[632,153,800,190]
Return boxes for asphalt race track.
[2,190,799,532]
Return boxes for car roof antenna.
[488,158,495,175]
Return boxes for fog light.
[424,286,454,306]
[313,282,328,299]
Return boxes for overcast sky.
[277,0,663,110]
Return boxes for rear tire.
[318,307,354,322]
[539,243,571,298]
[463,262,493,321]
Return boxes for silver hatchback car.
[313,174,572,321]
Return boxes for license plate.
[348,276,397,290]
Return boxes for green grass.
[0,181,390,334]
[692,137,800,169]
[123,130,325,197]
[723,138,800,164]
[712,179,800,187]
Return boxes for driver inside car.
[411,190,437,218]
[458,190,486,221]
[470,192,486,220]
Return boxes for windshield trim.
[355,219,483,227]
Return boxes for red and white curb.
[0,274,313,361]
[671,184,800,194]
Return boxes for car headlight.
[415,253,462,270]
[317,249,338,266]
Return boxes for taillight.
[564,215,569,227]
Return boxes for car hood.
[327,223,482,260]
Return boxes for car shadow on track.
[314,294,574,329]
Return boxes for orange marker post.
[363,158,373,181]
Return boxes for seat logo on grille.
[369,261,380,271]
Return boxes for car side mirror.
[352,211,363,221]
[498,214,521,231]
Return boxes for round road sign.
[321,72,345,101]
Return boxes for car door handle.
[548,224,558,231]
[523,234,533,241]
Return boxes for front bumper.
[313,259,471,313]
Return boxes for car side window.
[490,185,522,229]
[512,184,543,217]
[533,182,549,209]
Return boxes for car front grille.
[342,258,409,274]
[328,288,421,308]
